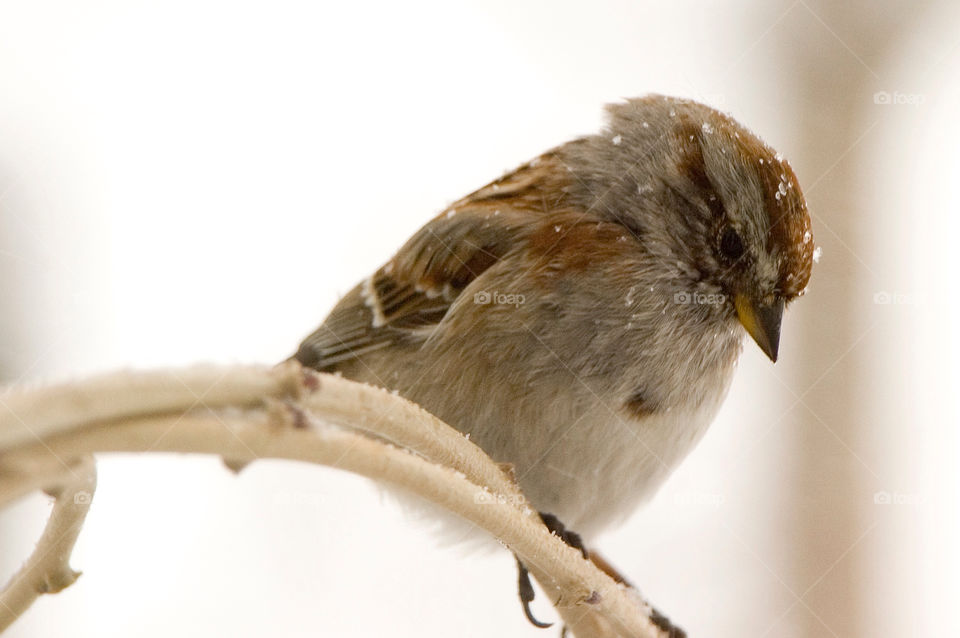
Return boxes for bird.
[292,94,815,630]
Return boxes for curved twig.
[0,457,96,632]
[0,362,669,637]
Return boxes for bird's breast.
[507,376,733,538]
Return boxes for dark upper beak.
[733,294,784,362]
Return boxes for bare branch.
[0,363,670,637]
[0,457,96,633]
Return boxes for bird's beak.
[734,293,784,362]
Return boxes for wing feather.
[294,154,570,372]
[295,207,528,371]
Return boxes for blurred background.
[0,1,956,636]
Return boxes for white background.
[1,1,957,637]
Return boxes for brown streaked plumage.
[294,94,815,632]
[295,95,814,533]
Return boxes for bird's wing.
[293,152,581,371]
[293,202,535,371]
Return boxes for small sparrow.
[294,95,814,629]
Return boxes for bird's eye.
[719,226,745,261]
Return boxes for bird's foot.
[587,550,687,637]
[538,512,589,559]
[648,607,687,638]
[514,512,591,629]
[515,555,553,628]
[516,517,687,638]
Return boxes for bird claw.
[516,556,553,629]
[521,513,687,637]
[649,606,688,638]
[514,512,591,630]
[539,512,589,559]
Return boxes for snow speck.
[638,183,654,194]
[759,158,765,164]
[493,209,501,216]
[803,230,812,244]
[554,225,562,233]
[701,122,713,134]
[669,109,677,117]
[612,134,623,145]
[492,183,500,191]
[778,182,788,196]
[625,285,638,306]
[642,121,650,128]
[775,152,784,162]
[812,246,823,263]
[446,208,457,219]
